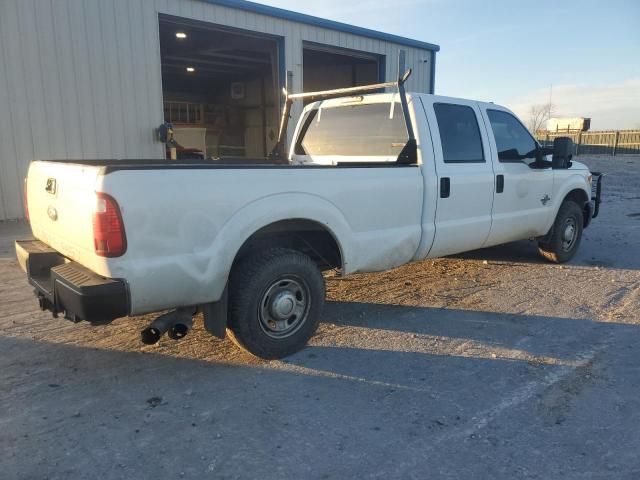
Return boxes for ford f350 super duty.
[16,71,603,359]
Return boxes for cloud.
[508,78,640,130]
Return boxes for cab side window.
[487,110,538,164]
[433,103,485,163]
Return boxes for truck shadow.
[2,300,639,478]
[293,300,633,383]
[2,300,636,393]
[450,236,636,270]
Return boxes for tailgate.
[26,161,102,267]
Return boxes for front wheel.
[538,200,584,263]
[227,248,325,359]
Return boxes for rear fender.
[202,192,352,301]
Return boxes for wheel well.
[234,219,343,272]
[563,188,590,226]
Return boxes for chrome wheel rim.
[258,276,310,339]
[561,217,578,252]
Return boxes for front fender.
[545,173,590,233]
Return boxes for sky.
[260,0,640,130]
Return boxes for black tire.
[227,248,325,359]
[538,200,584,263]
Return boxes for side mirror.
[552,137,574,169]
[498,148,521,162]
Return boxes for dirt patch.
[539,356,602,426]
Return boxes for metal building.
[0,0,439,220]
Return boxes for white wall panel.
[1,0,34,220]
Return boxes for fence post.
[612,131,620,156]
[576,131,582,156]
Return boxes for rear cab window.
[292,101,409,165]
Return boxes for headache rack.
[269,54,417,165]
[590,171,604,218]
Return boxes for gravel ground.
[1,156,639,479]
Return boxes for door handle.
[440,177,450,198]
[496,174,504,194]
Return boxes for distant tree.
[527,102,555,134]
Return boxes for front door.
[422,99,496,258]
[481,108,554,247]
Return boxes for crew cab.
[15,73,603,359]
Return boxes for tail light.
[93,193,127,257]
[23,178,29,222]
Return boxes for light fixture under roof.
[186,67,195,73]
[175,32,187,39]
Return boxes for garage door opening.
[303,43,382,95]
[159,15,281,160]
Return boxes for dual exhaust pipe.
[141,308,195,345]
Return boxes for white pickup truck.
[16,73,603,359]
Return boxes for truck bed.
[26,157,423,315]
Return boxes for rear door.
[481,108,554,246]
[422,98,495,258]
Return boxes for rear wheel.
[538,200,584,263]
[227,248,325,359]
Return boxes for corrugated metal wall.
[0,0,435,220]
